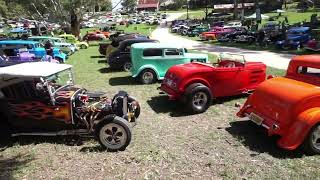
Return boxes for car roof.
[291,55,320,66]
[0,40,39,45]
[132,43,184,49]
[288,27,310,32]
[121,39,157,44]
[29,36,61,40]
[0,62,72,78]
[59,34,74,37]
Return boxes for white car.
[223,22,242,28]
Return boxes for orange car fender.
[277,107,320,150]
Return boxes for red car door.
[209,66,246,97]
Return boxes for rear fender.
[184,82,212,97]
[277,108,320,150]
[182,79,211,94]
[93,114,116,132]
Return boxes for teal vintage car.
[130,43,209,84]
[187,25,209,37]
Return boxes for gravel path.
[151,13,294,70]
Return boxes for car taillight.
[165,73,179,89]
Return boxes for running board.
[11,129,89,137]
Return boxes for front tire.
[185,85,212,114]
[95,116,132,151]
[139,69,156,84]
[303,123,320,155]
[0,116,12,141]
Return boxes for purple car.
[2,50,58,63]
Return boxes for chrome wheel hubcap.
[124,62,132,71]
[142,72,153,83]
[192,92,208,109]
[312,125,320,150]
[100,123,127,149]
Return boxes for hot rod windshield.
[219,53,245,64]
[45,68,74,92]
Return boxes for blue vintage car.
[0,40,67,62]
[276,27,312,50]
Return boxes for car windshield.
[219,53,245,64]
[46,69,73,94]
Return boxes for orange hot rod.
[237,55,320,154]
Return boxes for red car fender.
[277,107,320,150]
[180,78,212,94]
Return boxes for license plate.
[249,113,263,125]
[166,79,173,86]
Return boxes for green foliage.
[121,0,137,12]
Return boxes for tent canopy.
[245,13,269,20]
[274,9,286,13]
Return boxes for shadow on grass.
[98,60,107,64]
[147,96,195,117]
[0,136,86,152]
[79,145,126,153]
[98,67,122,74]
[213,94,248,105]
[109,76,140,86]
[226,121,304,159]
[0,153,34,179]
[147,94,248,117]
[91,56,105,58]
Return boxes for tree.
[121,0,137,12]
[14,0,101,36]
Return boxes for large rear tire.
[95,116,132,151]
[303,123,320,155]
[0,115,12,141]
[185,85,212,114]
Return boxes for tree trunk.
[205,0,209,20]
[234,0,238,19]
[70,10,80,37]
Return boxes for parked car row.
[1,14,320,156]
[172,20,320,52]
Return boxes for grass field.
[1,43,319,179]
